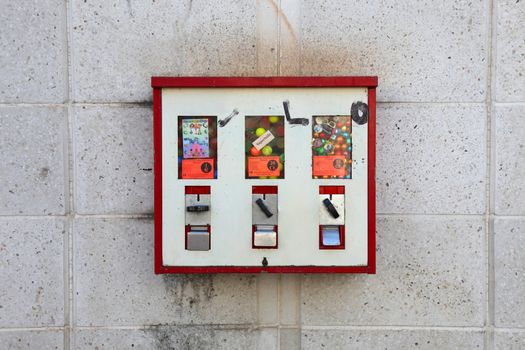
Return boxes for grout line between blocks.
[1,324,525,333]
[485,0,497,348]
[276,0,281,77]
[277,274,281,349]
[64,0,75,349]
[301,325,488,332]
[3,101,525,108]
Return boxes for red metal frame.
[319,185,345,195]
[152,76,377,88]
[252,185,278,195]
[152,76,377,274]
[184,185,211,195]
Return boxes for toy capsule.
[260,118,270,129]
[312,139,323,148]
[321,124,333,134]
[324,143,334,152]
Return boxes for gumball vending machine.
[152,76,377,274]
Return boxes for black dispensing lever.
[255,198,273,218]
[322,198,340,219]
[186,205,210,212]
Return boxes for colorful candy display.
[177,116,218,179]
[311,116,352,179]
[245,116,285,179]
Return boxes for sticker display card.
[182,119,210,158]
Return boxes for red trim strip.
[184,186,211,195]
[367,87,377,274]
[252,185,278,194]
[152,76,378,88]
[319,185,345,195]
[156,265,370,274]
[153,88,163,274]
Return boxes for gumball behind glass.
[262,145,273,156]
[255,127,266,137]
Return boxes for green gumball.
[255,128,266,137]
[269,116,280,124]
[262,145,273,156]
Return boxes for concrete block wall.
[0,0,523,349]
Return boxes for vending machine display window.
[245,115,285,179]
[177,116,217,179]
[312,116,352,179]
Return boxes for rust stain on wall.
[266,0,298,43]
